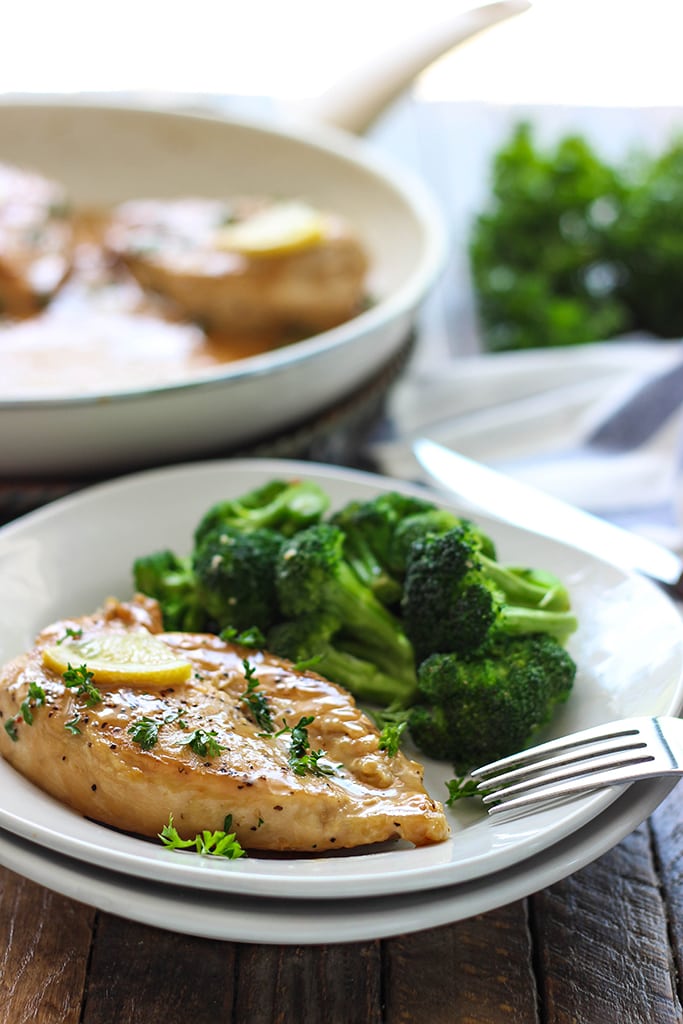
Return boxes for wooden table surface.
[2,94,683,1024]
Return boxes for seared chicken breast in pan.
[0,162,74,317]
[105,197,369,337]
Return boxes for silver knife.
[412,437,683,598]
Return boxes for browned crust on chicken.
[0,597,448,852]
[104,198,368,336]
[0,162,74,317]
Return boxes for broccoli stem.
[499,605,578,644]
[320,559,416,681]
[309,647,416,708]
[479,554,571,611]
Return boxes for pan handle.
[294,0,531,136]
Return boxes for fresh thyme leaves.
[4,719,18,742]
[57,626,83,645]
[64,712,82,735]
[128,716,160,751]
[239,660,274,733]
[62,663,102,708]
[378,720,407,757]
[158,813,246,859]
[184,728,226,758]
[20,681,46,725]
[275,715,337,778]
[128,708,188,751]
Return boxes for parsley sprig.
[239,659,274,733]
[159,813,245,859]
[128,708,187,751]
[378,720,407,758]
[183,728,226,758]
[4,681,48,742]
[20,681,46,726]
[275,715,337,778]
[63,663,102,708]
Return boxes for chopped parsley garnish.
[20,681,46,726]
[62,663,102,708]
[128,708,188,751]
[378,720,407,757]
[64,712,82,735]
[445,776,480,805]
[275,715,337,778]
[239,660,274,733]
[128,716,160,751]
[4,719,18,742]
[57,626,83,645]
[159,813,245,859]
[184,728,226,759]
[220,626,267,649]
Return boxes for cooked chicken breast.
[0,596,448,852]
[0,162,73,317]
[104,197,369,336]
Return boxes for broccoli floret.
[402,528,577,662]
[409,634,577,770]
[330,500,403,605]
[275,523,417,702]
[133,549,206,632]
[192,525,283,633]
[268,614,415,707]
[194,479,329,546]
[388,509,497,575]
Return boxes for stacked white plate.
[1,459,681,944]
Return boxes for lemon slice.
[214,200,325,256]
[43,631,192,687]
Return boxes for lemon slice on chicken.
[214,200,326,256]
[43,631,192,687]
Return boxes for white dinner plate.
[0,775,676,945]
[0,458,682,900]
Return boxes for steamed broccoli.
[194,479,330,546]
[408,634,577,770]
[192,525,284,634]
[274,523,417,699]
[402,527,577,662]
[330,499,403,605]
[387,508,497,576]
[132,549,207,632]
[268,613,416,708]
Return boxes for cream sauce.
[0,212,300,400]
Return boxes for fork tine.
[478,748,655,804]
[484,759,669,815]
[476,734,648,789]
[470,717,645,780]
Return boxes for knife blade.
[412,437,683,596]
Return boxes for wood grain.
[382,902,537,1023]
[0,866,93,1024]
[233,941,382,1024]
[81,912,236,1024]
[532,822,681,1024]
[649,779,683,1008]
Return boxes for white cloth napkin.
[370,338,683,553]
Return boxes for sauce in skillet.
[0,183,369,400]
[0,212,298,399]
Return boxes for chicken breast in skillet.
[0,596,448,852]
[0,162,74,318]
[104,196,369,337]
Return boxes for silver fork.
[471,716,683,815]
